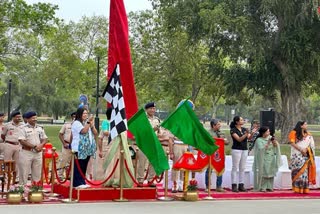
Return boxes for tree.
[129,10,226,114]
[152,0,320,142]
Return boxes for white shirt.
[71,120,83,152]
[71,120,94,152]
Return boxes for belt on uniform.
[174,143,187,146]
[160,143,169,147]
[5,141,19,145]
[22,146,33,151]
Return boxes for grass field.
[43,125,63,152]
[43,122,320,159]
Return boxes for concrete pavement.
[0,199,319,214]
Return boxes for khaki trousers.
[58,147,72,177]
[94,141,112,181]
[4,143,20,178]
[171,144,188,182]
[19,150,42,185]
[136,145,168,183]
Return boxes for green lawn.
[43,125,62,152]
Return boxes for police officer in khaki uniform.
[58,112,76,178]
[0,112,5,158]
[136,102,173,187]
[18,111,48,185]
[1,111,23,180]
[171,138,188,192]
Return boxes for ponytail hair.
[230,116,241,129]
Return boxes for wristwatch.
[87,121,91,124]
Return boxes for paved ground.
[0,199,319,214]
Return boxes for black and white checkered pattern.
[102,64,127,142]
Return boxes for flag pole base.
[203,196,215,200]
[61,198,78,203]
[113,198,129,202]
[158,196,174,201]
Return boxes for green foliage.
[29,181,42,193]
[8,184,24,194]
[151,0,320,141]
[0,1,108,115]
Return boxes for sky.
[25,0,153,22]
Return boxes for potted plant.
[184,179,199,201]
[28,181,43,203]
[7,185,24,204]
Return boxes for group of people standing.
[57,104,316,194]
[228,116,315,194]
[0,111,48,185]
[0,103,315,195]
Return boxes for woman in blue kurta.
[71,107,98,188]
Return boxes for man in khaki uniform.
[171,138,188,192]
[58,112,76,178]
[18,111,48,184]
[1,111,23,180]
[0,112,5,158]
[136,102,173,187]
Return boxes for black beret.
[24,111,37,119]
[0,112,4,117]
[10,111,21,118]
[144,102,156,109]
[70,111,76,117]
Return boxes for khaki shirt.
[18,124,48,146]
[59,122,72,142]
[2,122,23,143]
[147,114,161,130]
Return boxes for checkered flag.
[102,64,128,142]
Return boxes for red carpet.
[157,188,320,200]
[53,181,157,202]
[53,182,320,202]
[3,183,319,204]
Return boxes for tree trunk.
[211,95,222,119]
[279,86,303,143]
[275,60,304,144]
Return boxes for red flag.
[107,0,138,120]
[210,138,225,175]
[195,138,225,175]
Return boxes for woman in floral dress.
[289,121,316,194]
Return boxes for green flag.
[161,100,218,155]
[128,109,169,175]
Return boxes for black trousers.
[73,154,90,187]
